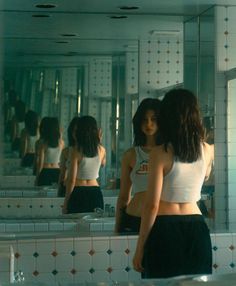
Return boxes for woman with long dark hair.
[63,115,106,214]
[115,98,161,234]
[133,89,214,278]
[20,110,39,168]
[58,116,80,197]
[35,117,64,186]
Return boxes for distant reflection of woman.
[20,110,39,168]
[35,117,64,186]
[115,98,161,234]
[63,115,106,214]
[133,89,214,278]
[58,116,80,197]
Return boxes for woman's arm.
[58,147,68,184]
[20,129,27,158]
[133,146,164,272]
[35,142,45,184]
[115,149,133,232]
[63,147,78,214]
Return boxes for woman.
[20,110,39,168]
[63,115,106,214]
[35,117,64,186]
[58,116,80,197]
[133,89,214,278]
[115,98,161,234]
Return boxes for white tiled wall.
[0,233,236,284]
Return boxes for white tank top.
[130,147,149,194]
[77,155,101,180]
[161,144,207,203]
[44,146,61,165]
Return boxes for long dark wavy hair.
[132,98,161,146]
[67,116,80,147]
[25,110,38,136]
[160,88,205,162]
[43,117,60,148]
[75,115,100,157]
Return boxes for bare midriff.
[126,192,201,217]
[75,179,99,187]
[43,163,60,168]
[126,192,146,217]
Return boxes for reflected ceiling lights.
[118,6,139,10]
[109,15,128,19]
[35,3,57,9]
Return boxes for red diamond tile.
[89,249,95,256]
[51,251,58,257]
[125,249,130,254]
[15,252,20,259]
[229,245,235,251]
[71,269,76,275]
[33,270,39,276]
[107,267,113,273]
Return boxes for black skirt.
[118,208,141,234]
[37,168,60,186]
[67,186,104,213]
[142,214,212,278]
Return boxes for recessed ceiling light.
[150,30,180,35]
[55,41,69,44]
[32,14,50,18]
[61,34,77,37]
[109,15,128,19]
[118,6,139,10]
[35,3,57,9]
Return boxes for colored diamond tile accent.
[52,270,58,275]
[125,266,131,272]
[107,267,113,273]
[224,31,229,35]
[33,252,39,258]
[213,264,218,269]
[89,249,95,256]
[15,252,20,259]
[212,246,218,251]
[33,271,39,276]
[70,250,76,256]
[230,263,235,268]
[125,249,130,255]
[89,268,95,274]
[107,249,112,255]
[51,251,58,257]
[229,245,235,251]
[71,269,76,275]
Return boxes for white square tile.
[91,270,110,282]
[36,254,55,273]
[92,252,109,270]
[55,238,73,254]
[92,239,109,252]
[74,238,92,253]
[110,252,128,269]
[215,234,233,248]
[110,238,128,252]
[55,254,73,272]
[215,248,233,266]
[74,253,92,272]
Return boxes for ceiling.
[1,0,235,66]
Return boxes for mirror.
[0,2,217,227]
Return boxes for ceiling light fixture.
[118,6,139,10]
[35,3,57,9]
[150,30,180,36]
[32,14,50,18]
[61,34,77,37]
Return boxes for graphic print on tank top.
[136,160,149,175]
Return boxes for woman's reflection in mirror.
[62,115,106,214]
[10,99,26,153]
[20,110,39,171]
[115,98,162,234]
[35,117,65,186]
[58,116,80,197]
[133,89,214,278]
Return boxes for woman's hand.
[133,246,144,273]
[62,204,68,214]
